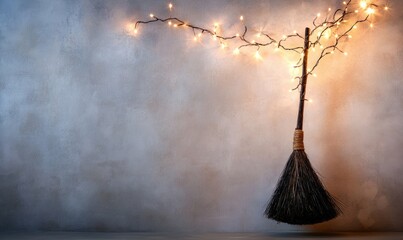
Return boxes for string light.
[133,0,387,91]
[366,7,375,14]
[254,50,263,60]
[360,1,367,9]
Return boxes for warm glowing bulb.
[198,33,202,37]
[168,21,172,26]
[313,73,318,77]
[335,34,339,38]
[168,3,173,9]
[343,1,347,5]
[134,29,138,34]
[353,25,358,29]
[366,7,375,15]
[256,32,261,38]
[149,13,154,18]
[233,48,240,55]
[308,99,313,103]
[348,35,352,38]
[344,52,348,56]
[317,13,321,17]
[240,15,244,21]
[214,22,219,27]
[328,8,331,11]
[312,47,316,52]
[331,50,335,54]
[384,6,389,10]
[370,23,374,28]
[254,51,262,60]
[193,36,197,41]
[173,24,178,27]
[360,1,367,9]
[355,9,359,13]
[274,47,279,52]
[236,33,240,37]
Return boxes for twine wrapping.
[293,129,304,150]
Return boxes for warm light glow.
[233,48,240,55]
[384,6,389,10]
[343,1,347,5]
[293,30,297,34]
[236,33,240,37]
[344,52,348,56]
[348,35,353,38]
[328,8,331,12]
[240,15,244,21]
[254,51,262,60]
[193,36,197,41]
[355,9,359,13]
[312,47,316,52]
[168,21,172,26]
[317,13,321,17]
[353,25,358,29]
[360,1,367,9]
[221,43,226,49]
[308,99,313,103]
[282,35,286,40]
[149,13,154,18]
[331,50,335,54]
[366,7,375,15]
[198,33,202,37]
[313,73,317,77]
[173,24,178,27]
[370,23,374,28]
[168,3,173,10]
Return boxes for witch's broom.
[264,27,341,225]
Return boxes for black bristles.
[265,150,341,225]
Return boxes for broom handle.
[296,27,310,130]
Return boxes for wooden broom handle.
[296,27,310,130]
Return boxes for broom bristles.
[265,150,341,225]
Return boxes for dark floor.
[0,232,402,240]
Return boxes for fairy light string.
[129,0,388,93]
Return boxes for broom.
[264,27,341,225]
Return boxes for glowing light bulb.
[293,30,297,34]
[370,23,374,28]
[173,24,178,28]
[313,73,318,77]
[236,33,240,37]
[168,21,172,26]
[240,15,244,21]
[233,48,240,55]
[308,99,313,103]
[331,50,335,54]
[348,35,353,38]
[134,29,138,34]
[355,9,359,13]
[384,6,389,10]
[353,25,358,29]
[168,3,173,10]
[149,13,154,18]
[366,7,375,15]
[360,1,367,9]
[344,52,348,56]
[335,34,339,38]
[317,13,321,17]
[198,33,202,37]
[254,51,262,60]
[193,36,197,41]
[343,1,347,5]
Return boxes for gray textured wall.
[0,0,402,232]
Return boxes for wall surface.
[0,0,402,232]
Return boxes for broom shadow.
[308,65,364,231]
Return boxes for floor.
[0,232,402,240]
